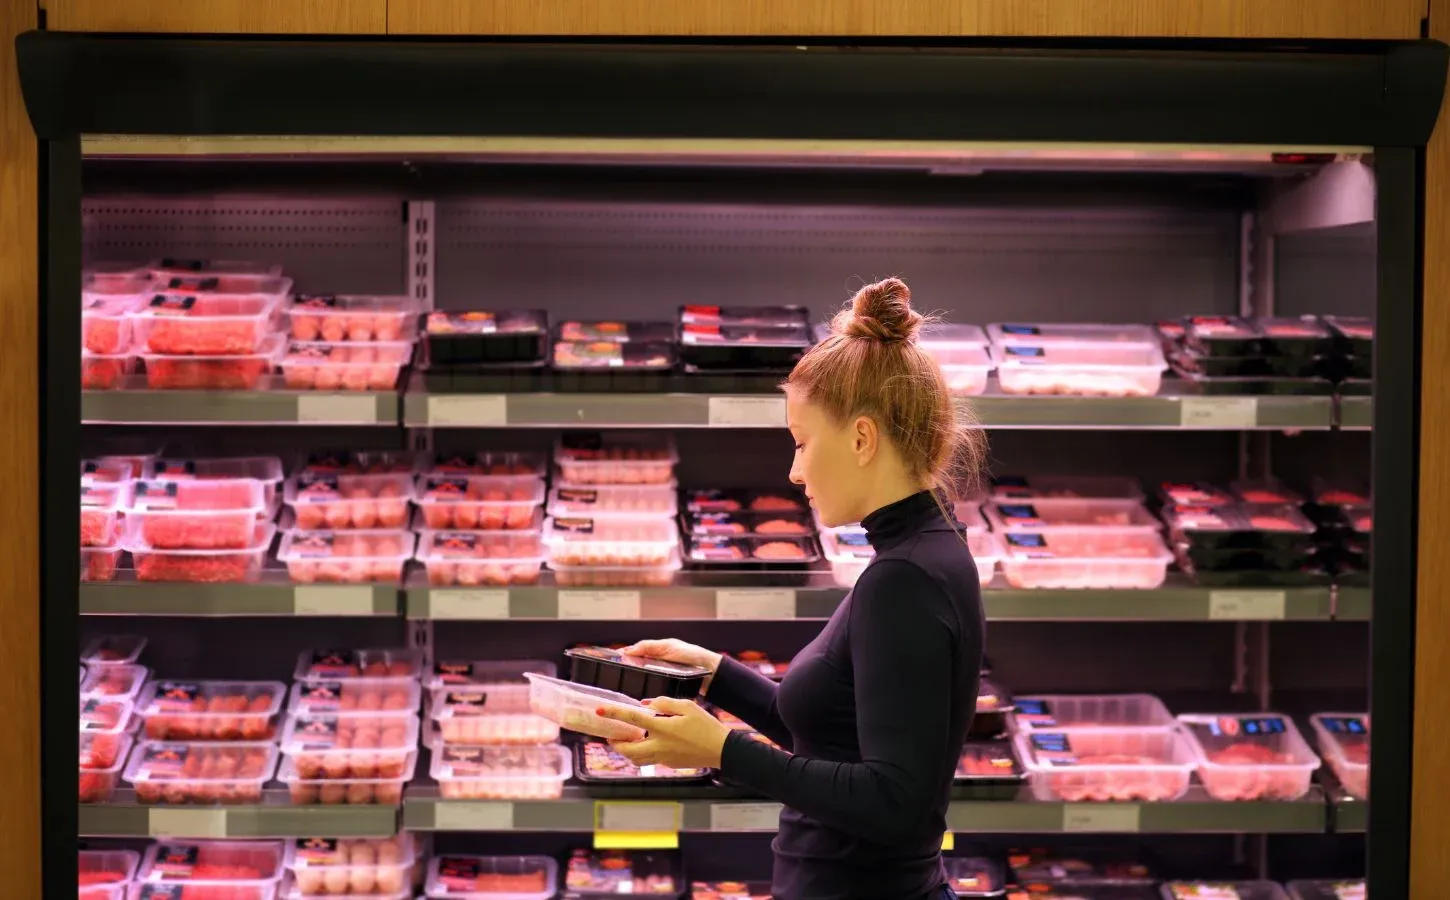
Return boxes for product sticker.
[148,294,197,316]
[158,258,209,272]
[552,517,596,535]
[137,886,185,900]
[293,715,341,749]
[134,481,180,510]
[291,533,337,558]
[151,682,201,711]
[557,487,599,505]
[1012,698,1054,726]
[309,649,358,675]
[436,855,484,887]
[297,294,342,308]
[1030,733,1077,765]
[443,690,490,711]
[1321,716,1368,736]
[1168,884,1242,900]
[1003,346,1046,357]
[692,536,744,561]
[293,837,341,865]
[136,744,190,779]
[433,660,476,682]
[149,843,200,878]
[1000,324,1042,336]
[1205,715,1286,738]
[433,532,483,557]
[79,698,120,732]
[1004,533,1053,557]
[439,746,487,776]
[995,504,1041,523]
[296,681,345,711]
[166,276,220,292]
[424,477,471,500]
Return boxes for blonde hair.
[784,277,987,505]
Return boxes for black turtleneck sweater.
[710,490,985,900]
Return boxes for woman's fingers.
[609,737,658,766]
[642,696,695,716]
[594,704,656,730]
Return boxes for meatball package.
[425,854,558,900]
[123,740,279,806]
[284,294,420,343]
[136,679,286,741]
[1176,713,1321,802]
[293,648,423,683]
[285,835,418,897]
[429,744,572,801]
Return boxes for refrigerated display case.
[18,31,1442,899]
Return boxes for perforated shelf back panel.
[1276,226,1377,319]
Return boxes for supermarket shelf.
[1329,790,1367,833]
[1339,396,1373,430]
[1335,587,1372,621]
[402,786,1329,834]
[82,386,398,426]
[79,572,400,616]
[79,793,399,838]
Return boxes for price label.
[941,831,955,851]
[707,396,787,427]
[594,801,682,848]
[708,802,781,831]
[1180,397,1257,429]
[1209,590,1287,620]
[715,589,795,620]
[428,394,507,427]
[148,808,229,838]
[293,586,377,616]
[1061,803,1141,832]
[297,394,379,424]
[558,591,641,620]
[430,589,510,620]
[433,801,514,831]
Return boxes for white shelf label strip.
[1179,397,1257,428]
[297,394,380,424]
[708,802,782,831]
[430,589,511,620]
[558,591,642,620]
[433,801,515,831]
[293,586,377,616]
[427,394,508,426]
[1208,590,1288,620]
[148,808,229,838]
[1061,803,1141,833]
[707,396,787,427]
[715,589,796,620]
[597,801,681,832]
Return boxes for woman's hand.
[622,639,722,695]
[597,697,733,770]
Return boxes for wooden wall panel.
[46,0,387,34]
[386,0,1425,38]
[0,0,40,895]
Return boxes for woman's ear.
[852,415,879,467]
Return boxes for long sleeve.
[717,559,968,846]
[705,655,795,751]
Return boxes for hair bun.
[843,277,923,344]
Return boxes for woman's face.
[786,390,866,528]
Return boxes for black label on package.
[297,473,342,497]
[434,532,482,556]
[1001,324,1042,336]
[1321,716,1368,736]
[159,258,209,271]
[291,533,337,558]
[433,660,476,681]
[79,485,109,508]
[552,517,595,534]
[436,855,483,883]
[154,460,197,476]
[138,744,190,777]
[166,276,219,292]
[996,504,1040,521]
[290,343,335,360]
[1004,345,1046,357]
[298,294,341,308]
[561,432,605,454]
[557,488,598,504]
[1005,533,1048,548]
[295,715,340,749]
[148,294,197,315]
[445,690,489,709]
[151,843,200,878]
[138,886,185,900]
[424,477,470,498]
[135,481,180,509]
[297,681,345,710]
[294,837,341,864]
[153,682,201,709]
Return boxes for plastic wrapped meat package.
[430,744,572,801]
[994,341,1167,397]
[1164,505,1316,550]
[428,687,560,746]
[279,749,417,806]
[1285,880,1365,900]
[127,477,267,550]
[1015,728,1197,802]
[1310,713,1369,799]
[1176,713,1320,801]
[1182,316,1264,357]
[678,321,812,371]
[293,648,422,683]
[576,739,710,782]
[692,881,773,900]
[562,850,680,898]
[147,258,283,282]
[135,839,285,900]
[1160,881,1291,900]
[136,679,286,741]
[416,475,543,531]
[426,854,558,900]
[82,634,148,666]
[79,701,134,803]
[954,740,1024,784]
[280,708,419,781]
[130,273,288,350]
[417,528,544,587]
[286,472,412,531]
[278,530,415,583]
[1229,478,1304,506]
[83,292,146,353]
[123,521,275,583]
[79,850,140,895]
[287,678,421,716]
[285,294,419,342]
[998,528,1173,590]
[82,663,151,703]
[683,509,813,537]
[549,483,678,519]
[555,433,678,486]
[566,646,711,700]
[279,339,413,391]
[984,499,1161,533]
[285,835,418,897]
[942,857,1005,897]
[146,456,285,507]
[686,489,805,515]
[124,740,279,805]
[425,309,551,368]
[1012,694,1175,733]
[81,480,129,547]
[84,350,138,390]
[525,672,651,741]
[991,475,1146,503]
[679,304,810,328]
[544,515,678,568]
[686,533,820,567]
[554,339,676,371]
[140,333,286,390]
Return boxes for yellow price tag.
[593,801,681,849]
[941,831,955,851]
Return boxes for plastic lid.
[427,659,557,690]
[284,834,417,871]
[146,456,284,484]
[286,678,422,715]
[120,520,275,555]
[427,451,547,478]
[556,433,678,465]
[139,839,286,884]
[124,740,280,785]
[138,680,285,719]
[566,646,712,678]
[289,293,419,314]
[81,635,147,666]
[921,323,989,346]
[1176,713,1321,769]
[280,711,420,755]
[985,499,1159,531]
[943,857,1005,897]
[80,849,141,886]
[130,478,266,513]
[992,475,1146,502]
[1013,694,1174,731]
[557,321,675,343]
[549,483,679,518]
[300,449,422,477]
[1229,478,1305,506]
[430,743,572,782]
[293,648,423,682]
[426,854,558,900]
[990,323,1158,346]
[277,530,417,563]
[1163,504,1315,534]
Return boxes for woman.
[596,277,987,900]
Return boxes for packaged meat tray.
[544,515,678,567]
[83,293,145,354]
[82,349,137,391]
[973,677,1015,737]
[524,672,651,741]
[297,450,419,479]
[285,472,412,531]
[136,679,286,741]
[287,678,420,717]
[549,551,682,588]
[137,840,285,900]
[285,294,419,342]
[425,309,549,366]
[278,751,415,805]
[1013,694,1175,733]
[416,528,544,587]
[131,288,285,356]
[680,304,810,328]
[685,488,805,514]
[558,321,676,343]
[293,648,422,683]
[548,483,678,519]
[430,743,572,800]
[129,477,267,550]
[148,258,283,281]
[80,849,141,893]
[1182,316,1263,357]
[683,509,813,537]
[679,322,812,371]
[1171,369,1335,396]
[1163,504,1316,551]
[685,533,820,568]
[279,340,414,391]
[416,475,543,531]
[426,854,558,900]
[1160,882,1290,900]
[1285,880,1364,900]
[1310,478,1370,507]
[81,481,129,547]
[1322,315,1373,356]
[277,530,415,583]
[123,521,275,583]
[554,340,675,371]
[79,732,133,802]
[1229,478,1304,506]
[1256,316,1336,358]
[555,433,678,485]
[82,663,150,703]
[1160,482,1236,508]
[428,451,545,478]
[691,882,772,900]
[1018,888,1161,900]
[821,529,1000,589]
[428,658,556,693]
[943,858,1005,897]
[82,634,147,666]
[563,850,680,899]
[80,696,133,763]
[1309,713,1369,799]
[1007,847,1155,885]
[1015,728,1197,802]
[146,456,285,504]
[285,835,417,897]
[984,499,1160,533]
[124,740,279,805]
[428,689,560,745]
[998,529,1173,590]
[989,323,1159,347]
[991,475,1145,503]
[280,710,420,779]
[951,502,991,534]
[81,541,122,583]
[83,457,141,484]
[138,333,285,390]
[1176,713,1320,801]
[565,645,712,700]
[954,740,1025,793]
[575,739,711,783]
[936,344,994,395]
[994,343,1167,397]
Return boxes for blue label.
[996,504,1039,520]
[1005,533,1047,548]
[1004,346,1045,357]
[1323,717,1367,735]
[992,475,1030,488]
[1001,324,1041,336]
[1016,699,1050,716]
[1240,716,1287,735]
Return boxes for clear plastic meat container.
[280,710,420,779]
[79,732,133,802]
[278,751,417,805]
[82,634,148,666]
[284,835,418,897]
[81,481,129,547]
[1013,694,1175,733]
[547,483,679,518]
[428,688,560,745]
[951,502,990,534]
[278,340,414,391]
[84,264,153,293]
[278,529,415,583]
[284,294,420,342]
[416,475,544,531]
[543,515,678,568]
[549,550,682,587]
[430,744,572,801]
[83,293,145,354]
[287,678,421,715]
[921,322,989,348]
[82,350,137,391]
[122,521,275,583]
[426,854,559,900]
[998,528,1173,589]
[138,333,285,390]
[131,288,287,356]
[1015,728,1197,801]
[926,343,993,396]
[136,679,286,741]
[124,740,279,805]
[428,451,546,479]
[293,648,423,682]
[81,663,150,703]
[554,434,678,485]
[1309,713,1369,800]
[524,672,652,741]
[989,322,1160,347]
[1176,713,1320,801]
[415,528,544,587]
[146,455,284,504]
[136,840,285,900]
[127,478,268,550]
[147,258,284,282]
[994,342,1167,397]
[1285,880,1364,900]
[1160,882,1290,900]
[285,471,413,531]
[942,857,1005,897]
[80,696,134,764]
[984,499,1161,533]
[79,850,140,894]
[426,659,555,699]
